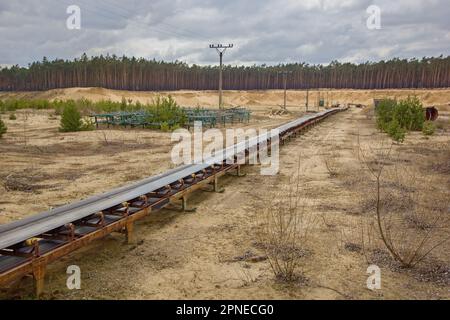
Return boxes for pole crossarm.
[209,44,234,50]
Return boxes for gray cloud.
[0,0,449,67]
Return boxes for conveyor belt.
[0,108,344,292]
[0,108,338,250]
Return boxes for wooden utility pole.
[306,89,309,112]
[317,89,320,112]
[210,44,234,109]
[278,71,293,110]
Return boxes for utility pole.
[317,89,320,112]
[278,71,293,110]
[209,44,233,109]
[306,88,309,112]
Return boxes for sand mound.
[1,87,450,109]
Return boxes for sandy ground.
[0,107,298,224]
[0,89,449,300]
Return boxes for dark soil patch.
[368,249,450,286]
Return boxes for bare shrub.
[258,160,316,282]
[3,171,43,193]
[357,137,450,268]
[100,131,110,145]
[323,149,341,177]
[22,111,29,145]
[3,174,36,192]
[237,268,258,287]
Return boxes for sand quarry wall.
[1,87,450,108]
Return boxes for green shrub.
[375,96,425,142]
[376,99,397,131]
[148,95,186,125]
[1,96,185,132]
[422,121,436,136]
[144,96,186,129]
[9,113,17,120]
[81,118,96,131]
[59,104,83,132]
[0,118,7,138]
[160,122,170,132]
[394,97,424,131]
[386,118,406,142]
[120,97,128,111]
[60,104,95,132]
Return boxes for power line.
[210,44,233,109]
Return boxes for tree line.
[0,54,449,91]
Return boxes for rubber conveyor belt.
[0,108,339,250]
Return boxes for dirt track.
[1,106,448,300]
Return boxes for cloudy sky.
[0,0,449,67]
